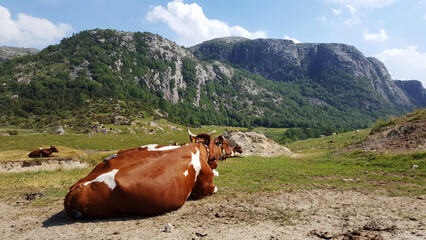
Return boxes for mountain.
[0,46,40,61]
[394,80,426,108]
[0,29,419,132]
[191,37,414,110]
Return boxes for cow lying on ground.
[64,132,223,219]
[232,144,243,155]
[222,144,243,159]
[105,129,235,171]
[28,146,59,158]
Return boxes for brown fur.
[64,142,216,219]
[28,146,58,158]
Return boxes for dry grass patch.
[0,146,86,163]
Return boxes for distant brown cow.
[231,144,243,155]
[28,146,59,158]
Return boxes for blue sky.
[1,0,425,87]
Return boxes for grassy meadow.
[0,119,424,207]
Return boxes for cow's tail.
[64,185,84,219]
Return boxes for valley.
[0,112,424,239]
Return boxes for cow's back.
[111,148,198,215]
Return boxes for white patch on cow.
[83,169,119,190]
[189,149,201,182]
[183,169,188,177]
[212,169,219,177]
[140,144,181,151]
[213,186,218,194]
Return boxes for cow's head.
[232,144,243,154]
[50,146,59,152]
[188,128,214,146]
[215,135,233,160]
[188,128,223,162]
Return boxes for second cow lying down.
[64,132,231,219]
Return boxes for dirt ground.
[1,189,424,240]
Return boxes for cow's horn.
[208,130,216,136]
[188,128,197,137]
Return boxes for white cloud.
[332,9,342,15]
[330,4,362,25]
[363,28,388,42]
[284,35,301,44]
[327,0,397,9]
[0,5,72,49]
[326,1,397,26]
[374,46,426,87]
[346,5,357,14]
[146,0,266,47]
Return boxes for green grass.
[286,128,370,154]
[0,121,240,154]
[0,168,92,204]
[371,108,425,134]
[0,123,424,207]
[215,151,425,196]
[250,127,287,142]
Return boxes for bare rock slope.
[0,46,40,61]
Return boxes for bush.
[7,130,19,135]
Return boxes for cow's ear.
[189,135,196,143]
[216,136,224,144]
[202,134,211,145]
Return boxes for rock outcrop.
[85,31,236,106]
[394,80,426,108]
[222,130,291,157]
[0,46,40,61]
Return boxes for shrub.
[7,130,19,135]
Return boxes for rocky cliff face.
[137,33,234,106]
[0,46,40,61]
[394,80,426,108]
[191,38,414,109]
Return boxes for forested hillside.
[0,29,419,134]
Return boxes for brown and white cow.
[188,128,234,177]
[28,146,59,158]
[64,133,220,219]
[223,144,243,159]
[105,129,234,171]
